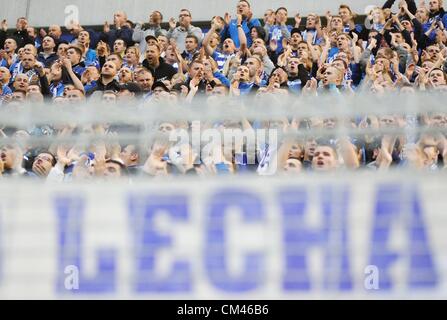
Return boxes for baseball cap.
[152,81,170,92]
[145,35,158,43]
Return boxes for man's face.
[119,67,133,83]
[67,48,81,64]
[251,38,265,50]
[66,89,84,103]
[189,62,204,79]
[222,38,235,53]
[402,20,412,31]
[312,146,337,171]
[27,85,40,94]
[429,0,440,12]
[237,65,250,82]
[158,122,175,133]
[27,27,36,38]
[101,61,118,78]
[290,32,302,46]
[57,44,68,58]
[16,18,28,30]
[429,70,446,86]
[0,67,11,82]
[146,45,160,64]
[244,57,260,77]
[114,11,126,26]
[339,8,352,23]
[114,39,126,53]
[430,113,447,127]
[179,10,192,27]
[304,138,317,158]
[4,39,17,53]
[23,44,35,57]
[297,43,309,56]
[332,60,346,72]
[150,11,162,24]
[157,35,168,50]
[32,153,54,177]
[11,91,25,102]
[135,71,154,91]
[185,37,198,52]
[48,25,62,38]
[337,35,350,49]
[379,115,396,127]
[120,145,138,166]
[323,118,337,129]
[78,31,90,45]
[17,48,24,61]
[422,60,435,73]
[102,92,117,103]
[0,145,18,169]
[237,1,250,18]
[271,68,288,84]
[331,17,343,29]
[153,86,169,98]
[14,74,28,91]
[427,45,441,58]
[106,55,122,69]
[323,67,341,85]
[287,58,300,75]
[392,32,403,43]
[42,36,56,51]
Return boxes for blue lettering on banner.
[55,196,116,293]
[205,190,265,291]
[128,194,191,292]
[280,186,352,291]
[369,185,437,290]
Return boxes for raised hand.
[1,19,7,32]
[269,38,278,52]
[103,21,110,33]
[294,13,301,27]
[224,13,231,26]
[169,17,177,30]
[237,14,243,25]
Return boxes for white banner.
[3,0,385,27]
[0,172,446,299]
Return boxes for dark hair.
[250,26,266,42]
[37,150,57,166]
[275,7,288,14]
[114,38,128,47]
[239,0,251,8]
[67,44,83,56]
[180,9,192,16]
[186,34,199,44]
[106,159,129,176]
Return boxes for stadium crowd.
[1,0,447,179]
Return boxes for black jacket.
[86,77,121,95]
[142,57,177,81]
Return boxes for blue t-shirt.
[267,25,292,54]
[221,18,261,48]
